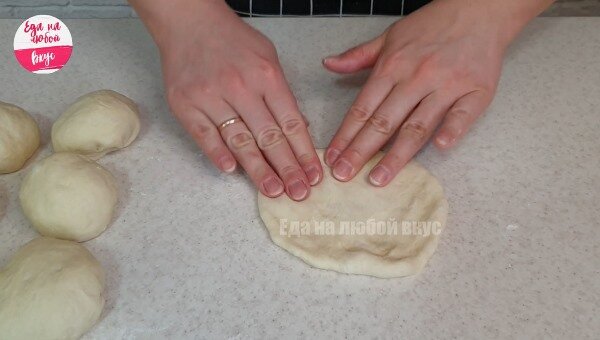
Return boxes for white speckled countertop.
[0,17,598,339]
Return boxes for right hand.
[136,0,322,201]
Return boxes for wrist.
[455,0,555,48]
[130,0,233,52]
[425,0,554,51]
[491,0,554,43]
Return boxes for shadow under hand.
[0,182,6,223]
[334,70,370,89]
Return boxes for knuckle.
[368,114,394,135]
[345,147,363,160]
[220,70,246,92]
[280,117,306,137]
[376,50,409,76]
[279,164,302,178]
[227,131,254,151]
[257,58,279,79]
[449,66,470,82]
[448,108,470,121]
[400,121,429,142]
[420,53,439,68]
[415,55,440,80]
[256,127,285,150]
[192,83,216,97]
[348,105,372,122]
[190,122,213,141]
[332,136,352,149]
[298,153,318,165]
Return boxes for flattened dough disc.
[258,150,448,278]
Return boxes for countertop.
[0,18,598,339]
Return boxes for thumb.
[322,35,385,74]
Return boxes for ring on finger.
[218,117,244,132]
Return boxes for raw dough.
[0,101,40,173]
[0,237,105,340]
[258,150,448,278]
[52,89,140,159]
[19,153,118,242]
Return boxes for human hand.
[134,0,322,201]
[322,0,551,186]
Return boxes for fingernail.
[263,177,284,197]
[369,165,390,186]
[220,157,236,173]
[325,148,341,166]
[436,135,448,147]
[287,179,308,201]
[333,159,353,181]
[436,133,455,148]
[305,165,321,186]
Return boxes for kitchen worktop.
[0,17,598,339]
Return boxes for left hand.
[322,0,549,186]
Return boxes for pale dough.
[258,150,448,278]
[0,237,105,340]
[52,89,140,159]
[19,153,118,242]
[0,101,40,173]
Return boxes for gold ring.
[218,117,243,132]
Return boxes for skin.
[323,0,555,186]
[130,0,555,198]
[131,0,321,201]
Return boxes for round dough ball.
[0,237,105,340]
[258,150,448,278]
[19,153,118,242]
[52,89,140,159]
[0,101,40,173]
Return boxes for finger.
[200,99,284,198]
[171,105,237,173]
[323,35,385,74]
[227,92,311,201]
[369,93,456,187]
[264,74,323,186]
[325,75,395,166]
[434,90,492,150]
[331,82,431,182]
[219,120,285,198]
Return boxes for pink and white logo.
[13,15,73,74]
